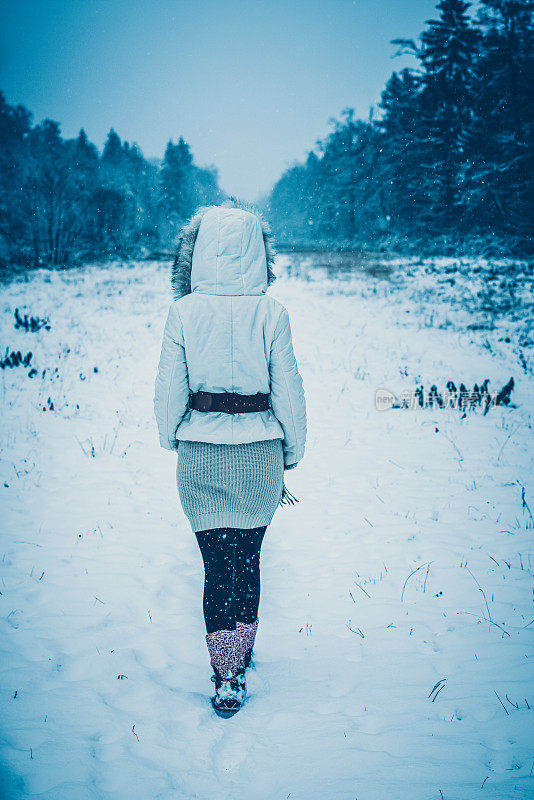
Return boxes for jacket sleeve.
[269,307,307,467]
[153,302,189,451]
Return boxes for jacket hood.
[171,199,276,299]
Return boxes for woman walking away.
[153,200,307,717]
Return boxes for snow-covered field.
[1,255,533,800]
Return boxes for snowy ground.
[1,255,533,800]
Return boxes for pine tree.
[159,137,196,234]
[98,130,137,254]
[377,68,426,232]
[0,92,33,263]
[101,129,123,164]
[319,110,382,241]
[469,0,534,239]
[418,0,479,229]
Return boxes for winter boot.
[236,618,259,670]
[210,667,246,718]
[206,628,246,718]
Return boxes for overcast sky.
[1,0,437,200]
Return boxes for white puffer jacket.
[153,203,307,467]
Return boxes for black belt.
[189,391,270,414]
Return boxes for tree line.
[1,0,532,267]
[267,0,534,255]
[0,94,222,267]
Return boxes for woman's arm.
[269,307,307,468]
[153,302,190,450]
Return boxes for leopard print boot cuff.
[205,628,245,679]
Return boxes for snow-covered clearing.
[1,256,533,800]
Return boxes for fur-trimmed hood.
[171,199,276,299]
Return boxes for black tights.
[195,526,266,634]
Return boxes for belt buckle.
[195,392,213,412]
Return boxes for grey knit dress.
[176,438,285,533]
